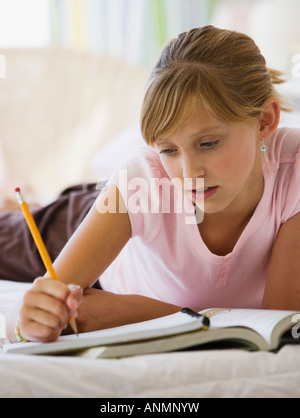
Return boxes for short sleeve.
[281,150,300,223]
[277,129,300,223]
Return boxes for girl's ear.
[258,97,281,140]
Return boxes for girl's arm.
[51,182,132,289]
[54,183,181,331]
[262,212,300,310]
[76,288,181,334]
[6,183,131,342]
[6,182,182,342]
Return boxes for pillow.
[279,111,300,128]
[90,124,146,179]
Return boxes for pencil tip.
[69,318,79,337]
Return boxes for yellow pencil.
[15,187,78,336]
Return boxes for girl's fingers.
[18,308,67,342]
[19,278,83,342]
[66,284,84,311]
[33,277,71,302]
[29,279,83,319]
[18,278,85,342]
[23,291,69,324]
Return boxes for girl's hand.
[17,277,83,343]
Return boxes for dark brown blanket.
[0,184,100,282]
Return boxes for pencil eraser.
[15,187,21,193]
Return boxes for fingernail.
[68,284,83,294]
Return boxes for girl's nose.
[182,153,205,180]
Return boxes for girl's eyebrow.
[189,126,223,138]
[155,140,172,146]
[156,126,224,145]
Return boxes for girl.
[6,26,300,343]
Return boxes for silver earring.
[260,138,267,153]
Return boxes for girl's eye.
[200,140,219,149]
[159,140,220,155]
[159,149,176,155]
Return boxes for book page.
[202,309,295,344]
[3,309,207,355]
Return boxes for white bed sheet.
[0,281,299,398]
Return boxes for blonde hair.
[141,26,291,145]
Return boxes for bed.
[1,280,300,398]
[1,49,300,399]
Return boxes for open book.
[3,308,300,357]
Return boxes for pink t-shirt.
[99,128,300,310]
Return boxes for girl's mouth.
[191,186,219,201]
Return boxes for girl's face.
[155,106,263,218]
